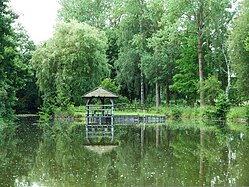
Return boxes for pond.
[1,117,249,187]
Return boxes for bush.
[54,105,75,118]
[215,93,231,119]
[203,75,223,105]
[227,106,246,119]
[245,105,249,121]
[100,78,129,104]
[100,78,120,94]
[203,93,230,121]
[171,107,182,119]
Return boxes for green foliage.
[203,75,223,105]
[113,0,164,100]
[245,105,249,121]
[54,104,75,119]
[32,21,109,113]
[204,93,230,120]
[56,0,239,107]
[215,94,231,119]
[245,33,249,51]
[100,78,120,95]
[170,38,198,103]
[13,24,39,114]
[170,107,182,120]
[0,0,245,116]
[0,0,34,120]
[100,78,129,104]
[164,0,233,106]
[229,0,249,101]
[38,110,53,123]
[150,105,202,120]
[58,0,114,29]
[227,106,246,120]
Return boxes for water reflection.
[0,118,42,187]
[85,124,117,155]
[1,119,249,186]
[85,124,114,144]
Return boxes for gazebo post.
[110,99,114,126]
[86,98,91,126]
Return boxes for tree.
[100,78,120,95]
[58,0,114,29]
[203,75,223,105]
[161,0,234,106]
[31,21,109,112]
[113,0,147,104]
[229,0,249,101]
[13,24,39,113]
[114,0,164,104]
[58,0,119,89]
[170,37,199,104]
[146,14,181,106]
[0,0,31,120]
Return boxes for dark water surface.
[1,118,249,186]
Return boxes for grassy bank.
[52,104,249,123]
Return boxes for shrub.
[227,106,246,119]
[203,93,230,121]
[171,107,182,119]
[245,105,249,121]
[203,75,223,105]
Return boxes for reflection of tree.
[0,125,19,187]
[29,122,124,187]
[210,124,249,186]
[0,121,42,187]
[4,120,249,186]
[199,128,204,186]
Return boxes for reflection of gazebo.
[82,87,118,126]
[84,145,118,155]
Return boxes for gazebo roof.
[82,87,118,98]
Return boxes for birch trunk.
[141,71,144,105]
[222,45,231,97]
[197,1,205,108]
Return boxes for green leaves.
[203,75,223,105]
[58,0,114,29]
[0,0,34,119]
[32,21,109,111]
[229,0,249,101]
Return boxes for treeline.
[0,0,39,123]
[1,0,249,121]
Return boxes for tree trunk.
[226,64,231,97]
[166,84,170,105]
[166,127,170,150]
[199,128,204,186]
[156,125,160,147]
[141,71,144,105]
[141,124,145,158]
[197,1,205,108]
[156,82,161,108]
[222,45,231,97]
[198,38,204,108]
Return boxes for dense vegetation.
[0,0,38,123]
[1,0,249,122]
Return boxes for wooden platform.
[114,115,166,124]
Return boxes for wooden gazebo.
[83,87,118,126]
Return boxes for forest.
[1,0,249,123]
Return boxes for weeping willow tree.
[32,21,109,113]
